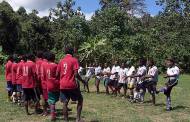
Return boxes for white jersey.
[110,65,120,80]
[167,66,180,80]
[95,66,102,79]
[85,67,94,78]
[78,66,83,76]
[127,66,136,82]
[103,67,111,78]
[148,66,158,82]
[137,65,147,82]
[118,68,128,83]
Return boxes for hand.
[163,74,168,78]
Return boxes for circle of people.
[4,50,180,121]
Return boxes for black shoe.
[156,90,160,94]
[166,107,172,111]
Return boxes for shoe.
[166,107,172,111]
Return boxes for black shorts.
[60,88,83,102]
[109,80,118,88]
[117,83,127,89]
[12,84,17,92]
[23,88,39,102]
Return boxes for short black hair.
[27,53,35,62]
[22,54,27,62]
[148,58,155,65]
[65,47,74,55]
[7,55,13,62]
[166,57,175,63]
[42,51,49,60]
[139,58,146,65]
[36,51,43,58]
[47,52,55,62]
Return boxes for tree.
[0,1,21,54]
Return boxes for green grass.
[0,75,190,122]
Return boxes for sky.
[2,0,163,20]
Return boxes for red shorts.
[42,89,48,101]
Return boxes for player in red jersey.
[11,55,18,103]
[46,52,60,121]
[35,51,43,94]
[56,47,86,122]
[40,52,49,116]
[5,55,13,101]
[22,54,39,115]
[16,56,24,105]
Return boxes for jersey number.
[23,66,28,76]
[63,63,67,74]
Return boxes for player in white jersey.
[126,61,136,101]
[84,63,95,93]
[102,63,111,95]
[142,59,158,105]
[129,58,147,102]
[95,63,102,93]
[157,58,180,111]
[110,61,120,95]
[115,63,128,97]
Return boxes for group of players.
[4,47,180,122]
[81,58,180,109]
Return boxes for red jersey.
[5,60,12,81]
[40,59,48,89]
[46,62,59,92]
[16,60,24,85]
[22,60,36,88]
[57,54,79,89]
[36,58,43,80]
[11,63,18,84]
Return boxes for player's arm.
[75,71,86,85]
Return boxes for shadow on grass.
[155,103,165,107]
[173,105,189,111]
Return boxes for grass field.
[0,75,190,122]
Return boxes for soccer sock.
[50,104,56,119]
[166,97,171,109]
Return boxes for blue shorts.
[17,84,23,92]
[60,88,83,103]
[104,78,110,87]
[6,81,13,91]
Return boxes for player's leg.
[123,83,127,98]
[42,89,48,116]
[48,91,60,121]
[95,78,100,93]
[104,78,110,94]
[60,90,69,121]
[6,81,13,102]
[70,89,84,122]
[23,89,30,115]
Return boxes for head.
[121,62,125,68]
[36,51,43,59]
[139,58,146,66]
[147,59,155,67]
[13,54,18,63]
[42,52,49,60]
[47,52,55,62]
[125,61,131,67]
[104,63,108,68]
[65,47,74,56]
[114,60,119,66]
[7,55,13,62]
[22,54,27,62]
[166,58,175,68]
[27,53,35,62]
